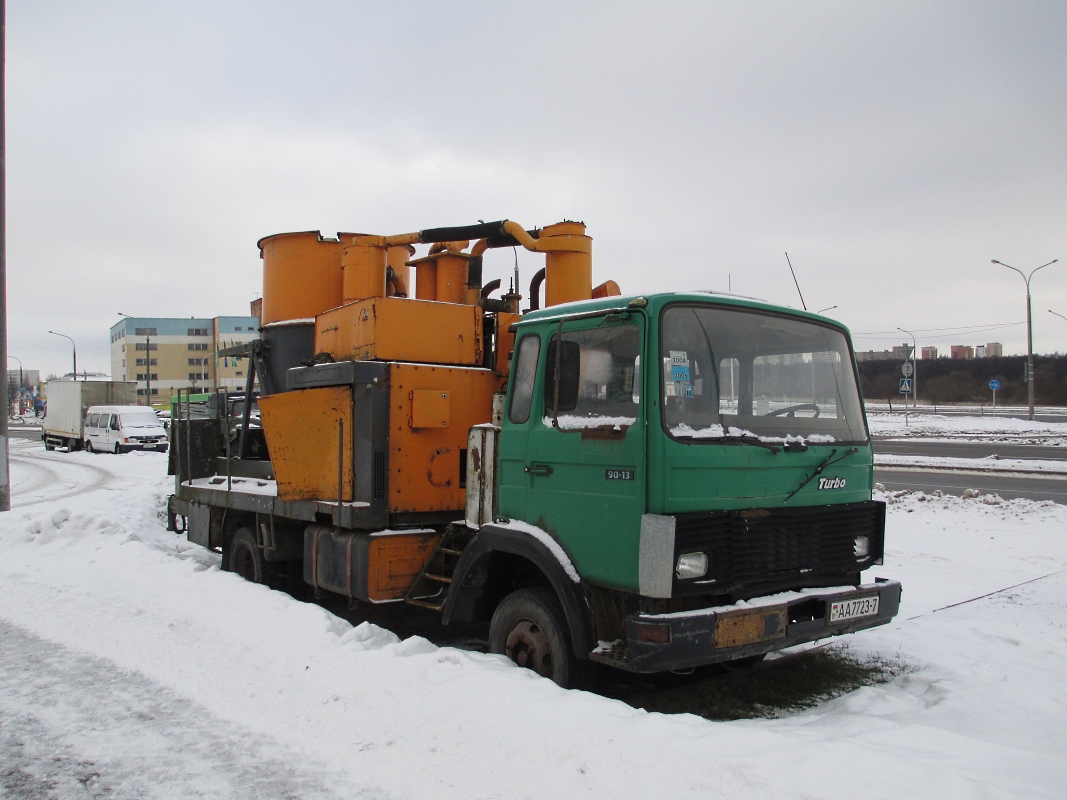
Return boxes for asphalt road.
[874,440,1067,460]
[875,469,1067,503]
[872,437,1067,502]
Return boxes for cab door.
[85,413,101,448]
[498,333,542,523]
[523,316,646,590]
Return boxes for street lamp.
[118,313,152,405]
[992,258,1058,420]
[816,305,838,314]
[1049,309,1067,326]
[47,331,77,379]
[897,327,918,409]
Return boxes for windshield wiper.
[784,447,859,502]
[674,433,781,453]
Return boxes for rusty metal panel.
[465,424,500,528]
[713,607,788,649]
[410,390,450,429]
[367,531,441,601]
[259,386,353,502]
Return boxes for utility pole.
[0,0,9,512]
[993,259,1058,421]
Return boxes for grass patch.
[602,645,912,721]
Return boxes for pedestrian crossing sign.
[899,378,913,394]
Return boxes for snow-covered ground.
[2,438,1066,798]
[868,411,1067,444]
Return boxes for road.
[874,438,1067,502]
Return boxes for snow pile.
[2,438,1067,797]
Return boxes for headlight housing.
[676,552,708,579]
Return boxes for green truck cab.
[444,291,899,684]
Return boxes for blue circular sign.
[989,379,1001,391]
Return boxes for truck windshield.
[660,304,867,443]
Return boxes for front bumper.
[596,579,901,673]
[126,441,169,451]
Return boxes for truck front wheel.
[489,587,587,689]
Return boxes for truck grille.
[672,500,885,596]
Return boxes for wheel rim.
[232,542,258,582]
[505,618,554,678]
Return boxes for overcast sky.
[8,1,1066,378]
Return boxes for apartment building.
[921,346,938,359]
[109,315,259,403]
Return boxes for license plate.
[828,595,879,623]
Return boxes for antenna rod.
[785,252,807,310]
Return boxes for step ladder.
[403,525,468,613]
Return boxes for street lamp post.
[1049,309,1067,326]
[47,331,77,379]
[897,327,918,409]
[992,259,1058,421]
[118,314,152,405]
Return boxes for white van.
[84,405,169,454]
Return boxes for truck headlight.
[676,552,708,579]
[854,535,870,559]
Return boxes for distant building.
[891,343,914,360]
[985,342,1003,357]
[109,315,260,403]
[950,345,974,359]
[921,346,937,360]
[855,350,894,362]
[250,297,263,319]
[976,345,987,358]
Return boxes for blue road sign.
[899,378,913,394]
[989,379,1001,391]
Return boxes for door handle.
[524,464,554,477]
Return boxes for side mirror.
[110,417,120,431]
[544,339,580,414]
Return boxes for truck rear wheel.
[225,527,271,585]
[489,587,588,689]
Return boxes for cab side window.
[545,324,641,429]
[508,334,541,424]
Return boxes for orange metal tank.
[343,243,387,303]
[258,232,348,325]
[542,221,593,307]
[411,251,473,304]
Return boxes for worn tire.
[85,441,94,453]
[224,527,271,585]
[489,587,591,689]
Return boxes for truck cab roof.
[517,292,851,335]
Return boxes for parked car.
[84,405,169,453]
